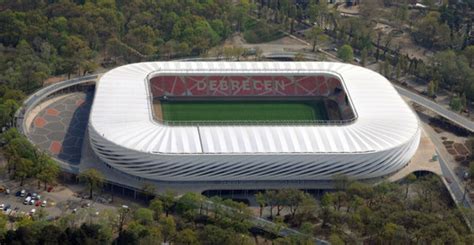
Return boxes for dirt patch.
[447,149,457,155]
[455,155,466,162]
[454,143,469,155]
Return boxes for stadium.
[88,62,421,182]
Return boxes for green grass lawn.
[160,101,328,123]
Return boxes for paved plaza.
[28,92,93,164]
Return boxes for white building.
[89,62,420,182]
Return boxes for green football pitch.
[160,100,328,123]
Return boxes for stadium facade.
[89,62,420,182]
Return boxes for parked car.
[36,195,41,200]
[29,199,35,205]
[0,204,4,210]
[47,186,53,192]
[32,193,37,199]
[4,204,11,211]
[41,200,47,207]
[23,196,31,205]
[20,190,26,197]
[30,209,36,215]
[5,189,10,195]
[35,200,42,206]
[463,171,470,180]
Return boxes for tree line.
[254,175,473,244]
[2,128,60,188]
[1,174,472,244]
[0,0,253,91]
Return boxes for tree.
[255,192,266,217]
[15,158,33,186]
[116,206,131,236]
[149,198,163,221]
[160,216,176,243]
[414,12,452,50]
[275,190,289,216]
[285,189,306,218]
[161,190,175,217]
[77,169,104,199]
[134,208,154,226]
[464,45,474,68]
[431,50,473,96]
[0,213,7,240]
[35,153,60,190]
[450,96,463,112]
[199,225,232,245]
[308,27,327,52]
[337,44,353,63]
[141,182,157,201]
[175,228,199,245]
[176,192,205,220]
[405,173,417,199]
[265,190,277,218]
[427,80,438,97]
[60,35,93,77]
[328,233,344,245]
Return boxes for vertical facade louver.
[88,62,420,182]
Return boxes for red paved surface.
[46,108,59,116]
[75,98,85,106]
[49,141,62,155]
[34,117,47,128]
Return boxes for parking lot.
[0,177,121,221]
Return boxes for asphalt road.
[438,153,472,208]
[395,85,474,132]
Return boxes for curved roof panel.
[89,62,419,155]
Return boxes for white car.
[23,196,31,205]
[30,209,36,215]
[0,204,4,210]
[41,200,47,207]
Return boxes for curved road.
[395,85,474,132]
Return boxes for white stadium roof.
[90,61,419,155]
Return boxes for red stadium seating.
[149,75,344,98]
